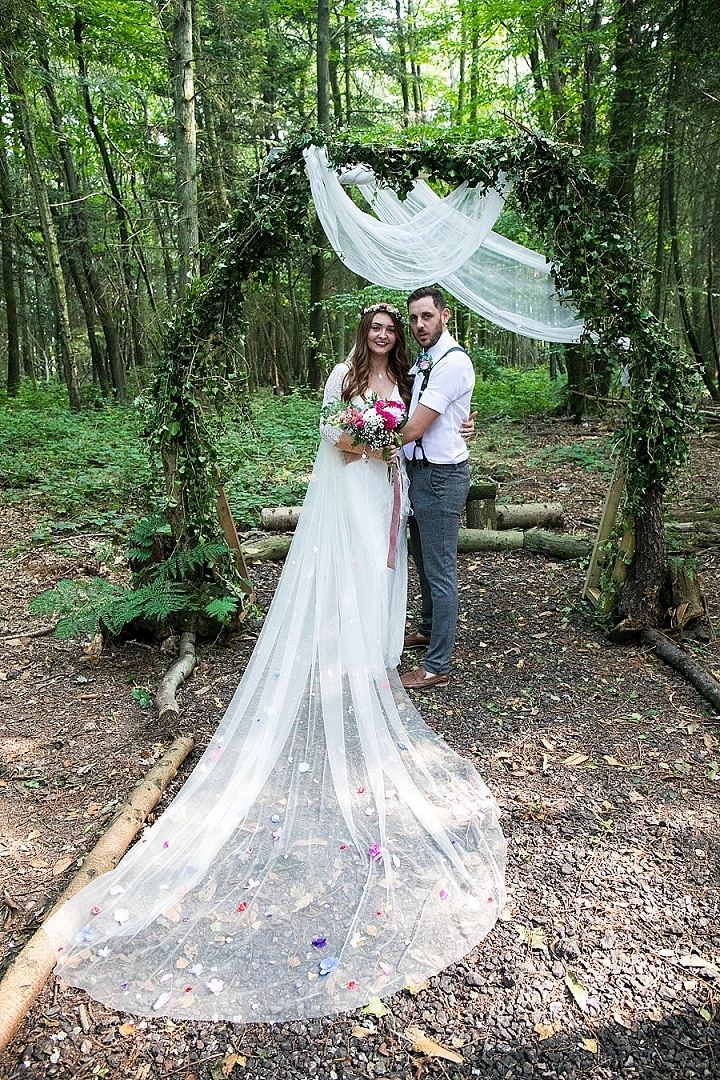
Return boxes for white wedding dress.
[45,365,506,1023]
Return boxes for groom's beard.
[414,325,443,349]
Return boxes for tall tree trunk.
[456,0,466,123]
[16,255,35,381]
[309,0,330,390]
[0,136,20,396]
[580,0,603,150]
[666,122,717,398]
[606,0,649,211]
[539,20,565,136]
[38,46,126,401]
[74,15,147,369]
[343,16,352,124]
[2,56,82,410]
[395,0,411,126]
[406,0,423,117]
[168,0,200,292]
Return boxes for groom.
[399,286,474,690]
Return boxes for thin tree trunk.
[64,245,111,396]
[309,0,330,390]
[2,56,82,410]
[581,0,603,150]
[16,255,35,381]
[539,20,565,136]
[0,136,20,396]
[38,47,126,401]
[169,0,200,292]
[74,15,147,368]
[606,0,649,211]
[406,0,423,117]
[395,0,411,125]
[666,122,715,395]
[343,16,352,124]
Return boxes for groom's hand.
[460,411,477,441]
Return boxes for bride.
[45,302,506,1024]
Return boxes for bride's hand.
[460,411,477,441]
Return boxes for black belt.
[406,458,467,469]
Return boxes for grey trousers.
[407,461,471,675]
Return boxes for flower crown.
[361,302,402,319]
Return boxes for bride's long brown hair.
[342,305,413,407]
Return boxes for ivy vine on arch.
[144,128,697,628]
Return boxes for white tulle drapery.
[45,423,506,1024]
[304,145,584,343]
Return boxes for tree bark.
[155,631,197,723]
[0,136,20,396]
[395,0,411,125]
[169,0,200,292]
[642,629,720,712]
[1,55,82,410]
[616,488,669,628]
[74,15,148,370]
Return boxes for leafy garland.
[146,128,696,554]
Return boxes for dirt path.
[1,419,718,1079]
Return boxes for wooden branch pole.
[583,462,627,607]
[155,630,197,724]
[642,630,720,713]
[216,484,254,595]
[0,736,194,1054]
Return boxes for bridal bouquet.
[321,395,407,454]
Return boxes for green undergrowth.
[1,368,566,540]
[217,389,322,528]
[471,364,563,420]
[529,439,615,476]
[0,384,157,529]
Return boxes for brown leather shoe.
[403,631,431,650]
[400,666,450,690]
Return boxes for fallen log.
[0,735,194,1054]
[261,507,302,531]
[523,528,592,560]
[457,528,525,552]
[666,521,720,550]
[642,629,720,714]
[155,630,197,724]
[496,502,564,530]
[242,535,294,561]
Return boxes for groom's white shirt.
[403,330,475,465]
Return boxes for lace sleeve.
[319,362,350,445]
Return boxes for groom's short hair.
[407,286,447,313]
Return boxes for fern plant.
[30,516,251,640]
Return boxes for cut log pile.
[251,477,590,562]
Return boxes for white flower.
[206,978,224,995]
[113,908,130,924]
